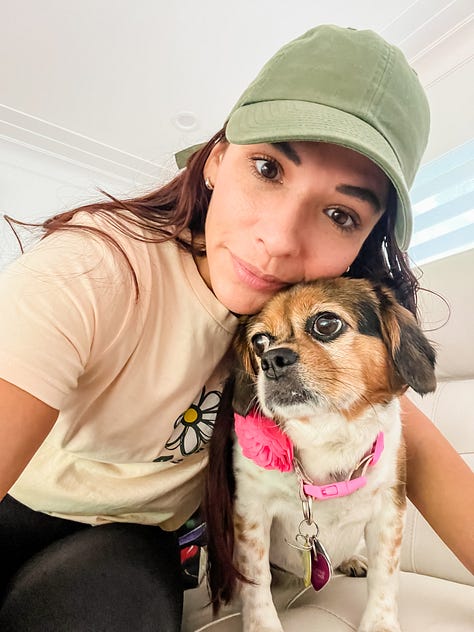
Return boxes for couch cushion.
[407,381,474,461]
[416,248,474,381]
[183,571,474,631]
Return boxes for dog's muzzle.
[259,347,317,412]
[261,347,298,381]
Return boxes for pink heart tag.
[310,539,332,591]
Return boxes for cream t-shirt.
[0,212,238,530]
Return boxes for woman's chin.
[213,284,272,316]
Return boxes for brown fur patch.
[238,277,435,421]
[246,281,394,419]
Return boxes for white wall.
[0,137,157,268]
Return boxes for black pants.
[0,495,183,631]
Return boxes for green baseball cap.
[176,25,430,251]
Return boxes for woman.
[0,24,472,632]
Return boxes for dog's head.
[233,278,436,422]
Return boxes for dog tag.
[310,538,333,591]
[302,547,312,587]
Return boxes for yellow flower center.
[183,407,199,424]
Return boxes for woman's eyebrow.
[336,184,382,213]
[272,142,302,165]
[270,144,383,213]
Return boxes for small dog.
[205,277,436,632]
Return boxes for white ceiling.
[1,0,473,186]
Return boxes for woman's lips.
[231,254,288,292]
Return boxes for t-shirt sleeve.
[0,224,137,409]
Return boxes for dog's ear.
[376,286,437,395]
[232,323,258,416]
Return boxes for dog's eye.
[308,312,344,341]
[251,333,271,356]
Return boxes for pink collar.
[234,410,384,500]
[298,432,384,500]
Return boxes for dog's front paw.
[243,612,284,632]
[358,614,401,632]
[338,554,368,577]
[242,620,284,632]
[358,626,401,632]
[246,627,284,632]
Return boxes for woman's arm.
[401,394,474,573]
[0,377,58,501]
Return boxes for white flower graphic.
[165,387,221,456]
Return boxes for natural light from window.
[409,139,474,266]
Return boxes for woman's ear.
[203,141,227,186]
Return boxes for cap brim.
[226,100,412,251]
[175,143,207,170]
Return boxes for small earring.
[204,177,214,191]
[345,266,351,273]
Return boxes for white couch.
[182,250,474,631]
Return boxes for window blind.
[408,139,474,265]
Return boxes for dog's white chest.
[233,443,382,578]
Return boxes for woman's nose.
[256,206,304,259]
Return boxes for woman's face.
[198,140,390,315]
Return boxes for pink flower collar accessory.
[234,410,384,500]
[234,410,294,472]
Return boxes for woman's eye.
[308,312,345,340]
[325,207,357,230]
[253,158,281,182]
[251,333,271,356]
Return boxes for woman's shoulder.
[4,209,183,288]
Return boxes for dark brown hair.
[6,126,418,313]
[203,374,252,610]
[349,185,418,314]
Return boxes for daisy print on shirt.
[154,386,221,463]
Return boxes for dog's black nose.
[261,348,298,380]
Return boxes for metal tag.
[310,537,333,591]
[303,547,312,587]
